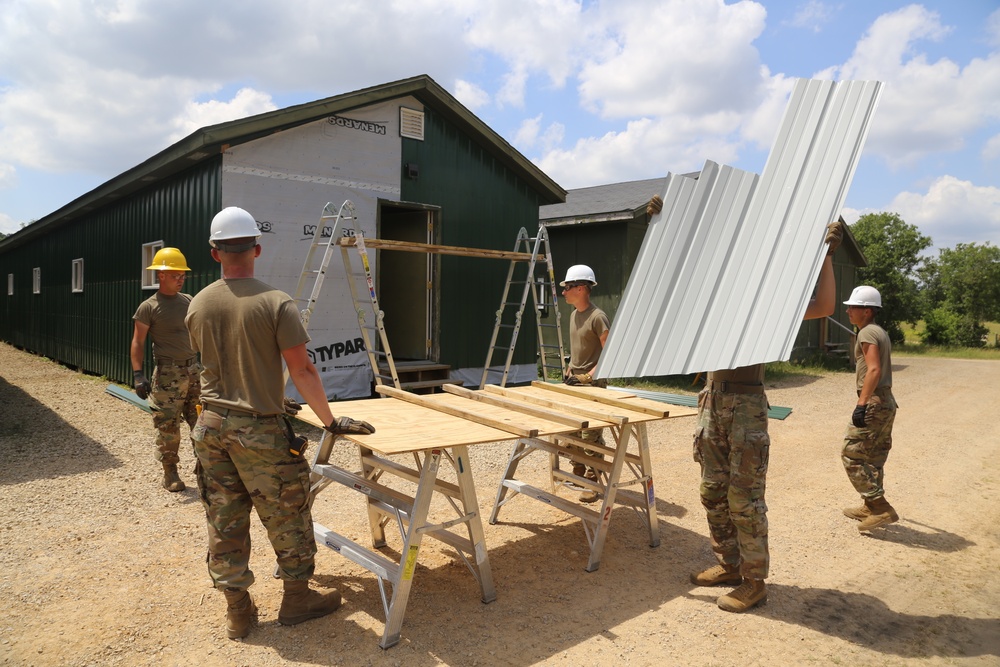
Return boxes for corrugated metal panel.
[597,78,882,378]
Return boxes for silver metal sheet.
[596,78,882,378]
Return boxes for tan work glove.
[325,416,376,435]
[825,220,844,256]
[647,195,663,217]
[565,373,593,386]
[282,397,302,417]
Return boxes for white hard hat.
[210,206,261,251]
[560,264,597,286]
[844,285,882,308]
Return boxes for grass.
[897,320,1000,360]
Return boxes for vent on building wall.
[400,107,425,140]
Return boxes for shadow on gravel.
[0,375,120,484]
[270,513,709,664]
[765,585,1000,659]
[860,518,976,552]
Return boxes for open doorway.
[377,201,439,362]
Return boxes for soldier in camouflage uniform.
[185,206,375,641]
[130,247,199,492]
[560,264,610,503]
[650,195,846,613]
[841,285,899,532]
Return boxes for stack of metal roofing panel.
[596,78,882,378]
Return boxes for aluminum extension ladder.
[340,232,401,390]
[479,225,565,388]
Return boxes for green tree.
[937,243,1000,322]
[850,212,932,344]
[918,243,1000,347]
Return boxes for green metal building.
[0,75,565,399]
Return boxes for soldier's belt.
[155,356,197,367]
[707,381,765,395]
[202,403,279,421]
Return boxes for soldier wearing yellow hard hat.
[130,247,200,493]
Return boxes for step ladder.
[284,201,356,388]
[340,232,401,391]
[290,200,356,331]
[479,226,565,388]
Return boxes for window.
[72,258,84,293]
[32,267,40,294]
[6,273,12,296]
[142,241,164,289]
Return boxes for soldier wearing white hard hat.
[841,285,899,532]
[560,264,609,503]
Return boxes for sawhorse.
[488,383,697,571]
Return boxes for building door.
[378,202,439,361]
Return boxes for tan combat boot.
[223,589,257,639]
[277,580,342,626]
[162,464,185,492]
[579,468,600,504]
[717,578,767,613]
[843,499,871,521]
[690,564,742,587]
[858,496,898,532]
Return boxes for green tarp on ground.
[608,386,792,420]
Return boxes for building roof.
[596,78,883,378]
[1,74,566,251]
[540,177,666,225]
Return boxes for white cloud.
[827,5,1000,168]
[534,116,743,189]
[0,0,473,176]
[464,0,593,89]
[786,1,838,33]
[0,163,17,190]
[984,134,1000,161]
[453,79,491,111]
[168,89,277,144]
[0,212,19,235]
[514,114,543,149]
[887,176,1000,249]
[988,8,1000,48]
[578,0,768,119]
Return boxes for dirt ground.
[1,341,998,667]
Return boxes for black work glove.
[325,416,376,435]
[565,373,593,386]
[647,195,663,217]
[282,397,302,417]
[133,370,151,400]
[826,220,844,256]
[851,405,867,428]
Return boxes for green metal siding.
[400,108,549,371]
[0,158,221,384]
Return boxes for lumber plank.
[441,384,589,429]
[338,236,535,261]
[375,385,540,438]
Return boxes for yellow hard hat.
[147,247,191,271]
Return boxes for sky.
[0,0,998,253]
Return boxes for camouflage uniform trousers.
[841,393,896,500]
[565,377,606,470]
[149,362,200,466]
[693,388,770,580]
[192,411,317,591]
